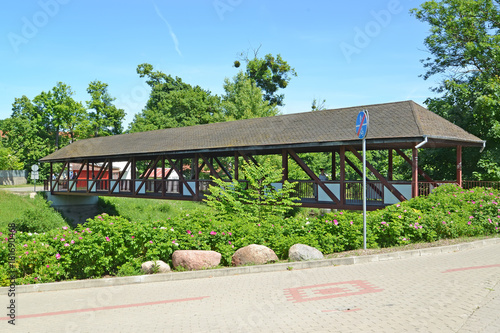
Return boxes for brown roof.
[40,100,484,162]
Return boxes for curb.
[3,237,500,295]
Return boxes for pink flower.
[489,219,493,223]
[62,226,68,230]
[469,216,474,219]
[442,221,446,224]
[46,265,50,268]
[186,230,191,234]
[172,240,176,244]
[131,236,135,239]
[71,240,75,244]
[222,232,225,235]
[56,253,61,259]
[23,244,28,247]
[257,224,261,227]
[334,220,338,225]
[381,221,386,225]
[64,243,69,247]
[350,221,354,225]
[78,237,82,240]
[398,215,402,219]
[228,241,232,244]
[61,238,65,242]
[198,231,202,234]
[105,237,110,242]
[210,231,217,235]
[468,221,472,225]
[25,251,29,255]
[34,277,37,280]
[149,240,153,244]
[228,232,232,236]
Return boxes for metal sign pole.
[363,137,367,250]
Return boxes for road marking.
[442,264,500,273]
[0,296,209,320]
[284,280,383,303]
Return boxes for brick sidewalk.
[2,242,500,332]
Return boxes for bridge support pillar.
[45,192,99,226]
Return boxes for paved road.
[2,242,500,333]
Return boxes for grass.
[0,190,68,230]
[97,196,207,222]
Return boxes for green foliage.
[129,63,223,132]
[411,0,500,180]
[1,184,500,286]
[222,71,279,120]
[204,158,300,223]
[86,80,125,137]
[243,53,297,106]
[0,191,68,230]
[0,141,23,170]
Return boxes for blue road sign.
[356,110,369,139]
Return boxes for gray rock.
[141,260,171,274]
[288,244,324,261]
[172,250,221,270]
[231,244,279,267]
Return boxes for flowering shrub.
[1,184,499,286]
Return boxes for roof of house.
[40,100,484,162]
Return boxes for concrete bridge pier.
[45,192,99,226]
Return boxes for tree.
[222,71,279,120]
[411,0,500,180]
[4,97,53,178]
[86,80,125,137]
[33,82,86,148]
[311,98,327,111]
[204,158,300,223]
[238,49,297,106]
[0,141,23,170]
[129,63,223,132]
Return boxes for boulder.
[288,244,324,261]
[172,250,221,270]
[141,260,171,274]
[231,244,279,267]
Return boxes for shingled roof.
[40,100,484,162]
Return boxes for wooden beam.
[457,145,463,187]
[388,149,393,181]
[394,149,436,185]
[135,156,161,195]
[282,149,288,182]
[412,148,418,198]
[287,149,340,204]
[340,147,346,205]
[234,152,239,180]
[110,159,132,194]
[347,146,407,202]
[69,160,87,192]
[88,160,109,193]
[344,155,383,198]
[200,155,221,179]
[165,156,196,197]
[214,157,232,180]
[331,150,336,181]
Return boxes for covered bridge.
[40,100,485,210]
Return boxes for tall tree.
[86,80,125,137]
[411,0,500,180]
[129,63,223,132]
[222,71,279,120]
[237,49,297,106]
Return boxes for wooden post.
[457,145,463,188]
[234,153,239,180]
[412,147,418,198]
[340,146,346,205]
[131,158,136,195]
[331,150,336,180]
[282,150,288,182]
[388,149,393,181]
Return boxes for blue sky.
[0,0,437,128]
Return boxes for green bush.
[1,184,500,286]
